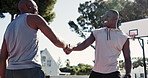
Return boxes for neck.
[105,26,117,29]
[107,27,116,28]
[106,24,118,29]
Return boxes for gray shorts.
[5,67,45,78]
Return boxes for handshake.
[63,42,81,54]
[63,44,74,55]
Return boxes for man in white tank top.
[0,0,69,78]
[64,10,131,78]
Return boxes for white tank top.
[92,27,128,73]
[4,13,41,69]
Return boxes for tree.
[120,0,148,22]
[0,0,19,21]
[68,0,125,41]
[60,66,78,75]
[0,0,56,22]
[68,0,125,49]
[69,1,105,39]
[77,63,92,75]
[60,63,92,75]
[119,60,124,71]
[132,57,148,69]
[68,0,148,41]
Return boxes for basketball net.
[128,33,136,40]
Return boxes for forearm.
[124,59,132,74]
[54,39,67,49]
[0,39,8,78]
[0,60,6,78]
[72,47,85,51]
[72,43,88,51]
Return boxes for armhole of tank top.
[93,29,100,39]
[120,33,129,50]
[25,14,37,32]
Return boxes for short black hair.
[108,9,119,16]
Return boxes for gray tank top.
[4,13,41,69]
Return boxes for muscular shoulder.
[27,14,43,21]
[27,14,45,24]
[27,14,48,30]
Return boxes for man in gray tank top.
[0,0,69,78]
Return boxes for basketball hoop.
[128,29,138,40]
[129,34,136,40]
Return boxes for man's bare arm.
[27,15,67,49]
[0,39,8,78]
[122,39,131,75]
[72,33,95,51]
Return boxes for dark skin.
[0,39,8,78]
[64,10,131,78]
[0,0,67,78]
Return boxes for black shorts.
[89,71,121,78]
[5,67,45,78]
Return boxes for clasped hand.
[63,44,73,55]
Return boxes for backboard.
[120,18,148,38]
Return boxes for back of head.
[18,0,30,12]
[18,0,38,14]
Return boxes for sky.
[0,0,147,67]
